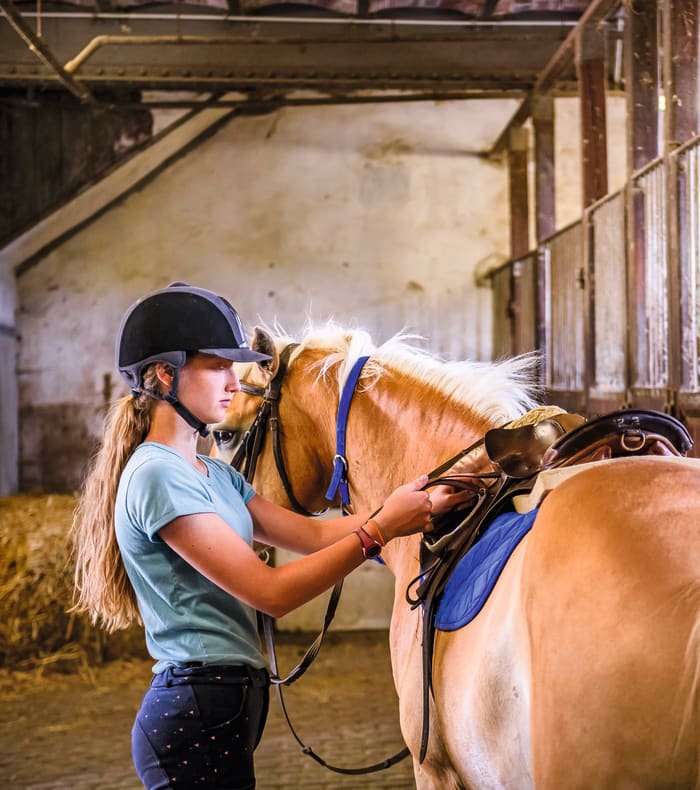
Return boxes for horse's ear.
[252,326,279,376]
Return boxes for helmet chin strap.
[163,393,210,438]
[163,367,210,437]
[137,367,210,438]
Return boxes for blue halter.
[325,355,370,510]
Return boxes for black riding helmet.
[116,282,270,436]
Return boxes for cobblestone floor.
[0,631,416,789]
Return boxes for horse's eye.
[213,430,235,446]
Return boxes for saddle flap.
[484,413,586,479]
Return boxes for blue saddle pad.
[434,508,538,631]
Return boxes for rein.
[226,345,411,774]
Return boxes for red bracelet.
[354,527,382,559]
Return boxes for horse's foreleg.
[388,596,465,789]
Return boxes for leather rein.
[219,344,411,775]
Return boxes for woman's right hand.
[373,475,432,540]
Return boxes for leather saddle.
[412,408,693,763]
[484,408,692,478]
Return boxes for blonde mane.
[255,321,541,425]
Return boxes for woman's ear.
[154,361,174,392]
[252,327,279,377]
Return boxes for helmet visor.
[200,346,271,363]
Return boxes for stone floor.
[0,631,416,789]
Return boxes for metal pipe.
[63,28,577,75]
[0,0,92,101]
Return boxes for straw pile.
[0,494,146,674]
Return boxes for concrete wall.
[12,99,521,492]
[554,95,627,231]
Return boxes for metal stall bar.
[674,135,700,446]
[628,156,671,410]
[586,188,628,414]
[540,220,586,412]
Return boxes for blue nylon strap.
[325,355,370,508]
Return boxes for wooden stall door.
[541,222,588,413]
[627,158,672,413]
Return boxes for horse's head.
[211,326,340,512]
[211,327,279,464]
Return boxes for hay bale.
[0,494,146,672]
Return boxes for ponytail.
[70,373,157,631]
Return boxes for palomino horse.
[213,324,700,789]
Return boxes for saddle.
[411,408,692,763]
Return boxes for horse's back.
[524,456,700,788]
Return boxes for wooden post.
[663,0,699,412]
[624,0,659,171]
[508,125,530,260]
[576,23,609,208]
[664,0,699,147]
[532,93,556,242]
[623,1,659,412]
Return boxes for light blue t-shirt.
[115,442,266,673]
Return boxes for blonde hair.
[71,369,159,632]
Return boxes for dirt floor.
[0,630,416,790]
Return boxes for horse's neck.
[349,371,490,503]
[346,370,490,580]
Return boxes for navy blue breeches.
[132,664,270,790]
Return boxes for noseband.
[216,343,327,517]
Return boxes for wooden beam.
[577,24,608,208]
[508,126,530,260]
[490,0,621,156]
[532,92,556,241]
[624,0,659,171]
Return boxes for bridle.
[215,343,326,517]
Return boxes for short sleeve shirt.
[115,442,266,673]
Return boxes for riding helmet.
[116,282,270,389]
[115,282,270,436]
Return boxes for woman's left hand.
[427,484,477,517]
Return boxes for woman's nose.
[226,368,240,392]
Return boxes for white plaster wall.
[554,95,628,229]
[16,99,520,418]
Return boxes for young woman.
[71,283,465,790]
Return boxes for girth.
[411,408,692,764]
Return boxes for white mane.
[256,320,541,425]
